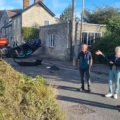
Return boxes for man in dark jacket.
[77,44,93,92]
[96,47,120,99]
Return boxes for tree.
[84,6,120,24]
[107,17,120,35]
[91,15,120,63]
[60,5,73,22]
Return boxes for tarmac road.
[5,58,120,120]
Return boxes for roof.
[7,9,22,17]
[12,1,55,18]
[0,9,22,19]
[6,11,17,18]
[3,21,12,28]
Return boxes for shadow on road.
[57,85,105,97]
[57,95,120,112]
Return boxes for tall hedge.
[91,33,120,63]
[22,27,39,41]
[91,17,120,64]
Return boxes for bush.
[0,60,65,120]
[91,33,120,64]
[22,27,39,41]
[91,17,120,64]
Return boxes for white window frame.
[49,34,55,48]
[14,19,16,29]
[44,20,50,26]
[18,18,20,24]
[18,18,21,28]
[82,31,102,46]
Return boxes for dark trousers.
[79,68,91,89]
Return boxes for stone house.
[0,9,22,46]
[11,0,57,46]
[39,22,106,61]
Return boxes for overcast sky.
[0,0,120,17]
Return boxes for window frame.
[44,20,50,26]
[82,31,102,46]
[14,19,16,29]
[49,34,55,48]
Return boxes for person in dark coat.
[96,47,120,99]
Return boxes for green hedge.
[22,27,39,41]
[91,17,120,64]
[91,33,120,64]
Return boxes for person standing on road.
[96,47,120,99]
[77,44,93,92]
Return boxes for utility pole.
[80,0,84,44]
[72,0,76,66]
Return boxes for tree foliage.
[60,5,73,22]
[84,6,120,24]
[91,16,120,63]
[107,17,120,35]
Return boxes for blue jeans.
[109,69,120,94]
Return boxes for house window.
[82,32,102,45]
[49,34,55,48]
[14,19,16,29]
[18,18,20,24]
[17,18,20,29]
[44,20,50,26]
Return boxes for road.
[6,58,120,120]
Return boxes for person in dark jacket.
[96,47,120,99]
[77,44,93,92]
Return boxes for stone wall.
[39,22,106,61]
[5,26,13,46]
[12,15,22,46]
[0,11,9,31]
[39,22,71,60]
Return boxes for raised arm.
[95,50,114,62]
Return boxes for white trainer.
[105,93,112,98]
[113,94,118,99]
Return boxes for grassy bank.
[0,60,65,120]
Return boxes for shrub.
[91,33,120,63]
[0,60,65,120]
[22,27,39,41]
[91,17,120,64]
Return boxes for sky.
[0,0,120,17]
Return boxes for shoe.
[113,94,118,99]
[78,87,84,92]
[105,93,112,98]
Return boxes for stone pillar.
[23,0,29,9]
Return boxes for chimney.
[34,0,43,3]
[23,0,29,9]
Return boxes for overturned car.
[1,39,42,58]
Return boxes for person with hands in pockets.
[77,44,93,92]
